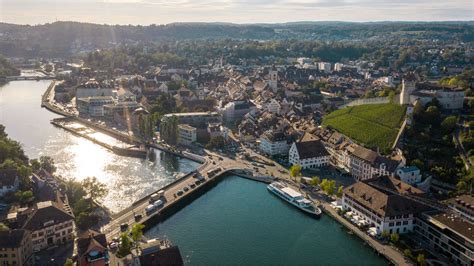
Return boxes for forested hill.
[0,21,472,57]
[0,55,20,77]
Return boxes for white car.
[153,200,164,208]
[145,204,156,214]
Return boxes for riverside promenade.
[307,191,411,266]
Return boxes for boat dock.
[51,117,148,159]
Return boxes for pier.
[51,117,148,159]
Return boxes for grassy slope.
[323,104,407,151]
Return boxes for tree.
[0,223,9,231]
[336,185,344,198]
[309,176,320,186]
[117,232,132,257]
[403,249,412,258]
[390,233,399,244]
[82,176,108,201]
[440,116,457,134]
[130,223,145,243]
[64,258,74,266]
[289,165,302,179]
[381,230,390,240]
[39,156,57,173]
[30,159,41,173]
[425,106,441,125]
[320,179,336,195]
[417,254,426,266]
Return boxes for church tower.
[268,67,278,92]
[400,75,416,105]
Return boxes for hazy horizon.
[0,0,472,26]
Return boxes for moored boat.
[267,181,322,217]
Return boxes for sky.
[0,0,472,25]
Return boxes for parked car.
[134,214,142,221]
[153,200,164,208]
[176,190,184,196]
[120,223,128,232]
[183,186,189,192]
[190,183,196,189]
[109,242,118,249]
[145,204,156,215]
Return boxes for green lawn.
[322,104,407,152]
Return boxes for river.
[0,80,199,212]
[0,80,387,265]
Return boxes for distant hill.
[322,104,407,152]
[0,21,472,57]
[0,55,20,77]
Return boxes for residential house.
[259,131,290,156]
[77,229,108,266]
[0,170,19,197]
[7,201,75,252]
[0,229,34,266]
[342,177,425,235]
[289,133,330,169]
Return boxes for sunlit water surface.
[0,80,199,212]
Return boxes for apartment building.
[0,229,34,266]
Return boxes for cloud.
[0,0,472,25]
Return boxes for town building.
[0,229,34,266]
[77,229,109,266]
[178,124,197,146]
[259,131,290,156]
[221,100,257,123]
[268,68,278,91]
[414,196,474,266]
[400,78,464,110]
[346,144,400,180]
[0,169,19,197]
[266,99,281,114]
[162,112,222,127]
[289,133,330,169]
[396,166,421,185]
[7,201,75,252]
[318,62,331,73]
[342,177,424,235]
[77,96,115,117]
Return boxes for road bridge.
[101,152,273,240]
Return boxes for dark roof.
[139,246,184,266]
[422,210,474,242]
[77,229,107,257]
[0,169,18,187]
[21,201,74,231]
[0,229,29,248]
[344,182,423,217]
[295,140,329,159]
[366,176,425,196]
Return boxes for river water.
[0,80,199,212]
[0,80,387,265]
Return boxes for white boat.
[267,181,322,217]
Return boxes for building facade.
[259,131,289,156]
[77,96,115,117]
[0,229,34,266]
[289,135,330,169]
[178,124,197,146]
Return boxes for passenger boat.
[267,181,322,217]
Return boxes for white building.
[346,144,400,181]
[0,170,19,197]
[266,99,281,114]
[221,101,257,123]
[400,79,465,110]
[318,62,332,73]
[289,135,330,169]
[178,124,197,146]
[342,177,423,235]
[259,131,289,156]
[334,63,344,72]
[8,201,75,252]
[268,68,278,92]
[396,166,422,185]
[297,57,312,66]
[77,96,115,117]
